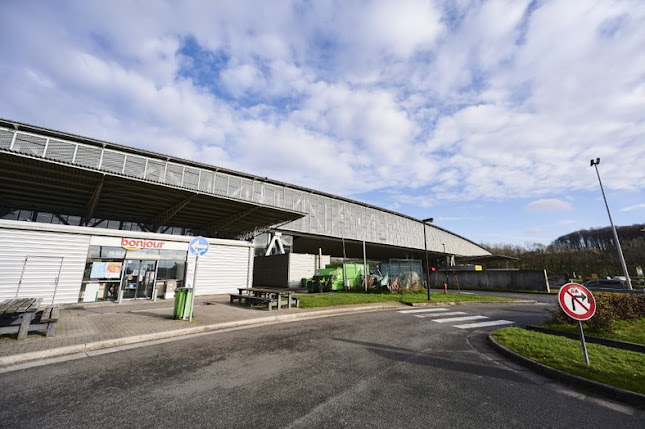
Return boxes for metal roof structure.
[0,119,491,257]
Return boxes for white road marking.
[460,292,474,295]
[432,315,488,323]
[453,320,514,329]
[398,308,449,314]
[414,311,466,318]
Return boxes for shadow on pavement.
[334,337,526,384]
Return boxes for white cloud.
[359,0,443,57]
[620,203,645,212]
[526,199,573,212]
[0,0,643,211]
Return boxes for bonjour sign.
[121,237,166,251]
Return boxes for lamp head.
[590,158,600,166]
[421,217,434,224]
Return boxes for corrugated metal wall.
[288,254,330,288]
[195,244,254,295]
[0,229,90,304]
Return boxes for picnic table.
[229,288,299,310]
[0,298,59,340]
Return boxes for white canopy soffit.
[0,119,490,257]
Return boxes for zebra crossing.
[398,307,514,329]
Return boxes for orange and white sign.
[89,235,188,251]
[120,237,165,251]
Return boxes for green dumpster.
[174,287,193,320]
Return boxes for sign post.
[187,236,210,321]
[558,283,596,365]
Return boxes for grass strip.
[442,287,556,295]
[492,327,645,394]
[297,292,511,308]
[540,318,645,346]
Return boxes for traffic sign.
[558,283,596,365]
[189,236,209,256]
[558,283,596,321]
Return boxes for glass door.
[136,260,157,299]
[121,260,157,299]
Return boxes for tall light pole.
[443,243,449,289]
[590,158,633,290]
[421,217,433,301]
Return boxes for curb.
[0,304,398,369]
[406,299,536,307]
[525,325,645,354]
[486,332,645,408]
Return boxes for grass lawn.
[297,291,512,308]
[447,287,556,295]
[492,328,645,394]
[540,318,645,346]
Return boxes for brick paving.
[0,295,313,357]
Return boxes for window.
[157,259,186,280]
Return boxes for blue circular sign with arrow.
[189,236,209,256]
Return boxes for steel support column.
[83,175,105,225]
[145,194,197,232]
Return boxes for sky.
[1,0,644,247]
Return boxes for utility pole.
[421,217,433,300]
[590,158,633,290]
[443,243,449,290]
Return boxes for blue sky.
[1,0,644,246]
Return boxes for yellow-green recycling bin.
[174,288,193,320]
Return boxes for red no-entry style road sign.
[558,283,596,321]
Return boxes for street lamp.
[590,158,633,290]
[442,243,449,291]
[421,217,433,300]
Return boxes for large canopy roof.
[0,147,303,236]
[0,119,490,256]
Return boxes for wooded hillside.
[484,224,645,278]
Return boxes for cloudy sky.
[1,0,644,246]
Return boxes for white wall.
[0,228,90,304]
[0,220,254,302]
[195,244,254,295]
[288,254,330,288]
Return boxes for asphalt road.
[1,303,642,428]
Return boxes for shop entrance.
[121,259,157,299]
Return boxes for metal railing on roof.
[0,125,490,256]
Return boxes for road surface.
[1,302,642,428]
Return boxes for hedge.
[550,292,645,330]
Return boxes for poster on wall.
[106,262,122,278]
[90,262,123,279]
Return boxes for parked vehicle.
[583,279,625,289]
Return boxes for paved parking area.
[0,295,314,357]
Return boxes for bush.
[549,292,645,331]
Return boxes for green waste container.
[174,288,193,320]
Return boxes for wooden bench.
[33,306,60,337]
[229,294,274,310]
[268,295,300,310]
[0,298,49,340]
